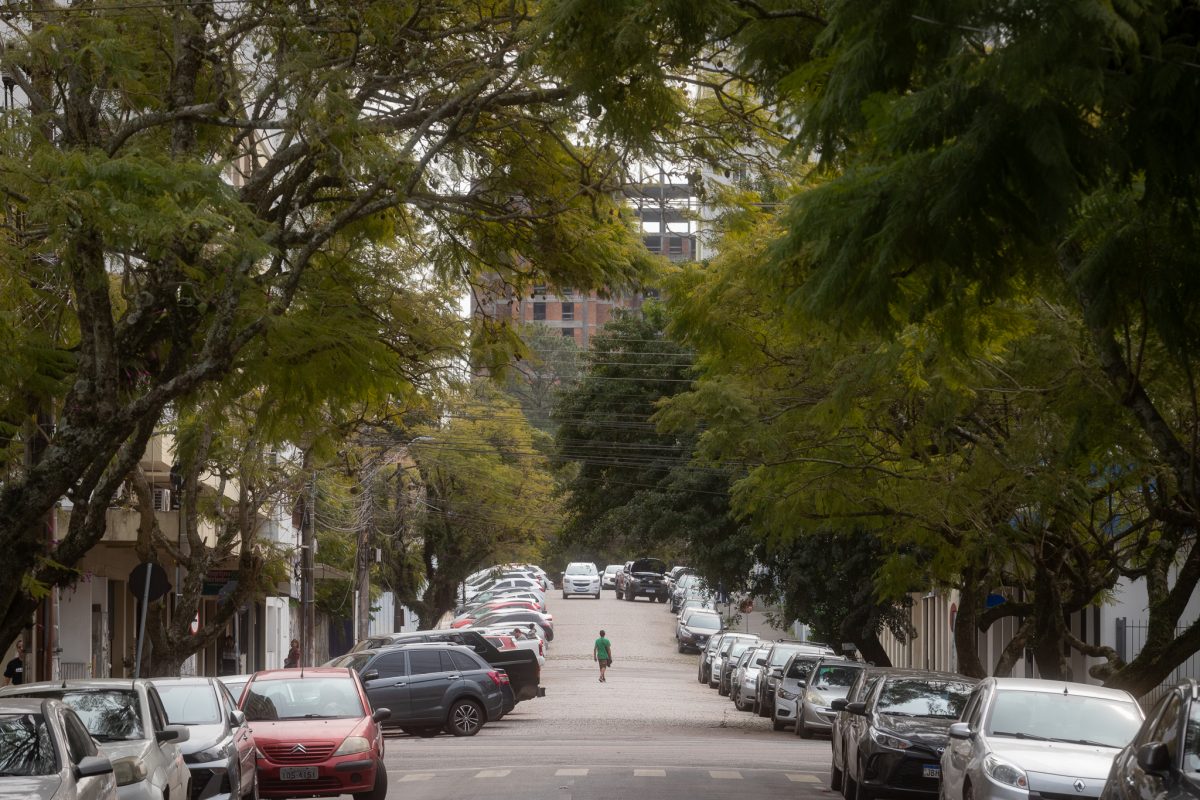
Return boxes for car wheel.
[352,763,387,800]
[677,642,685,653]
[830,759,843,791]
[758,696,772,718]
[854,758,875,800]
[446,699,484,737]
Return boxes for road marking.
[556,768,589,776]
[709,770,742,780]
[475,769,511,778]
[787,773,820,783]
[634,769,666,777]
[397,774,434,782]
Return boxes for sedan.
[0,697,117,800]
[676,609,723,653]
[152,676,258,800]
[0,679,191,800]
[1101,678,1200,800]
[943,678,1143,800]
[839,670,976,800]
[240,667,389,799]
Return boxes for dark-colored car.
[669,573,700,613]
[676,608,723,653]
[349,629,544,702]
[152,676,258,800]
[756,640,836,717]
[718,636,760,696]
[238,668,389,800]
[617,557,670,602]
[330,644,506,737]
[836,669,977,800]
[1101,679,1199,800]
[0,697,117,800]
[832,667,889,792]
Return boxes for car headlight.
[112,756,148,786]
[778,688,799,700]
[334,736,370,756]
[870,729,912,750]
[805,688,830,708]
[186,743,231,763]
[984,754,1029,789]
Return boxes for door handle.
[393,682,407,687]
[448,674,460,679]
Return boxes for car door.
[147,687,186,800]
[944,685,985,800]
[407,650,462,724]
[844,675,882,782]
[1124,693,1182,800]
[60,707,112,800]
[362,650,412,721]
[219,681,256,793]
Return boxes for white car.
[561,562,601,598]
[0,679,191,800]
[601,564,622,589]
[942,678,1144,800]
[0,697,118,800]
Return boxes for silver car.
[0,679,191,800]
[772,652,825,731]
[0,698,117,800]
[561,562,601,598]
[796,658,863,738]
[941,678,1144,800]
[732,645,770,712]
[152,677,258,800]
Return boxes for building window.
[533,302,546,321]
[668,236,684,255]
[561,302,574,321]
[561,328,575,338]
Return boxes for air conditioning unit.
[152,488,171,512]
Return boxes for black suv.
[617,557,670,602]
[333,644,505,737]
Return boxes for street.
[380,592,834,799]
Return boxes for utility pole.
[355,504,371,644]
[301,473,315,666]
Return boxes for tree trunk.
[954,572,987,679]
[1029,564,1071,680]
[994,618,1033,676]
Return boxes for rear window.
[728,641,755,658]
[769,646,802,667]
[753,649,769,666]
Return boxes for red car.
[239,668,390,800]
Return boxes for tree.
[500,323,583,435]
[0,0,654,653]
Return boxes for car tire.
[797,712,813,738]
[594,592,600,599]
[830,759,843,791]
[446,699,484,737]
[353,763,387,800]
[773,717,787,732]
[562,592,568,599]
[758,696,772,718]
[718,678,729,697]
[856,779,874,800]
[677,642,685,653]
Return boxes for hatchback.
[772,652,826,730]
[796,658,864,738]
[240,668,389,800]
[942,678,1143,800]
[0,697,117,800]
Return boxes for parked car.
[717,636,760,696]
[0,679,191,800]
[152,676,258,800]
[239,667,388,800]
[705,632,757,689]
[732,645,772,712]
[836,669,977,800]
[831,667,889,791]
[452,590,546,616]
[698,631,735,685]
[942,678,1143,800]
[669,573,701,613]
[676,608,722,653]
[562,562,602,598]
[467,609,555,640]
[756,641,836,717]
[796,658,865,738]
[772,651,829,731]
[463,577,544,603]
[601,564,622,589]
[217,675,254,705]
[1101,678,1199,800]
[616,558,670,602]
[0,697,117,800]
[349,628,544,701]
[334,644,506,737]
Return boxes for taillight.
[539,640,544,656]
[487,670,502,687]
[497,671,510,685]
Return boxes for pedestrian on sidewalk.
[594,629,613,682]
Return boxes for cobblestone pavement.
[381,590,835,799]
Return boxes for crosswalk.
[392,768,825,782]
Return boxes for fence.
[1115,618,1200,709]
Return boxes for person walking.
[593,629,613,683]
[3,640,24,686]
[284,639,301,668]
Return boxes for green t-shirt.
[594,637,611,660]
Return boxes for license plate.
[922,765,941,779]
[280,767,319,780]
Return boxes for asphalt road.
[378,589,836,800]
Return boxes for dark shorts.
[599,658,612,667]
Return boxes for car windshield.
[677,575,696,589]
[877,679,974,719]
[687,613,721,630]
[769,646,802,667]
[813,665,863,689]
[604,565,621,574]
[156,683,222,725]
[242,677,364,721]
[787,659,818,680]
[0,713,57,776]
[728,641,756,659]
[13,690,145,742]
[987,691,1143,748]
[565,564,597,575]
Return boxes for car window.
[876,678,974,718]
[856,675,883,702]
[786,658,817,680]
[753,649,769,666]
[21,690,146,742]
[62,709,98,761]
[960,688,983,727]
[1148,694,1182,762]
[1185,697,1200,772]
[986,689,1143,749]
[768,646,801,667]
[147,689,171,733]
[409,650,447,676]
[157,683,222,725]
[812,664,862,690]
[0,712,57,775]
[565,564,597,575]
[372,651,408,678]
[449,651,482,672]
[685,613,721,630]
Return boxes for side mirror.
[74,755,114,779]
[156,725,189,744]
[1136,742,1171,775]
[831,698,848,712]
[948,722,973,740]
[361,670,379,682]
[845,702,867,716]
[228,709,246,728]
[372,707,391,723]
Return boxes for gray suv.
[332,644,505,737]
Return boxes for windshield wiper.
[991,731,1050,741]
[881,711,916,717]
[1047,737,1115,748]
